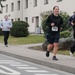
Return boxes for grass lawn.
[0,35,45,45]
[0,34,75,56]
[54,50,74,56]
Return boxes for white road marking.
[17,67,38,69]
[0,60,59,75]
[0,61,21,64]
[0,65,21,75]
[35,74,58,75]
[10,64,29,67]
[25,70,49,73]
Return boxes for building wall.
[0,0,23,21]
[0,0,75,33]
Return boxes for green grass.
[0,35,45,45]
[58,50,75,56]
[57,50,70,55]
[29,46,75,56]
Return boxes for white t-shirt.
[0,19,12,31]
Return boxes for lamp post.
[0,0,6,13]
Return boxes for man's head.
[53,6,59,15]
[4,15,8,20]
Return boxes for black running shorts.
[46,33,60,44]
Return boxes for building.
[0,0,75,33]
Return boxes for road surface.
[0,54,74,75]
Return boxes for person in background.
[46,6,63,60]
[0,15,12,47]
[68,12,75,57]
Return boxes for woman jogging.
[46,6,63,60]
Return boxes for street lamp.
[0,0,6,13]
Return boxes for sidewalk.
[0,43,75,74]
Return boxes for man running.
[0,15,12,47]
[68,12,75,56]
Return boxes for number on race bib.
[52,26,58,31]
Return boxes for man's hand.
[7,27,10,29]
[51,23,55,26]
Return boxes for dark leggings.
[70,32,75,53]
[3,31,10,45]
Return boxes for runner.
[46,6,63,60]
[0,15,12,47]
[68,12,75,57]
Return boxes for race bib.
[52,26,58,31]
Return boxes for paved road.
[0,54,74,75]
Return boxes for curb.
[0,51,75,74]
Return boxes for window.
[6,4,8,13]
[11,3,14,11]
[25,17,28,23]
[32,17,34,23]
[57,0,62,2]
[1,8,3,13]
[33,0,37,7]
[15,18,17,21]
[35,16,39,27]
[25,0,28,8]
[11,19,14,22]
[18,18,20,21]
[44,0,48,4]
[17,1,20,10]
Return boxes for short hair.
[4,15,8,17]
[53,6,59,10]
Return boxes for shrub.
[42,37,74,50]
[11,21,29,37]
[41,16,49,35]
[60,31,71,38]
[60,12,71,31]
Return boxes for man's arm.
[9,20,12,28]
[46,15,55,27]
[59,17,63,30]
[46,16,51,26]
[68,16,74,25]
[0,21,3,29]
